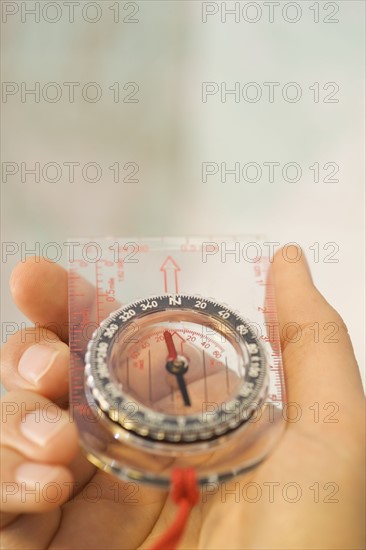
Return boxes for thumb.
[271,245,363,409]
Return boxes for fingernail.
[20,411,69,447]
[15,463,57,487]
[18,344,60,385]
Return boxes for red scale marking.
[128,328,226,353]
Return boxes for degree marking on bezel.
[85,294,268,443]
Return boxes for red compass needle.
[164,330,178,360]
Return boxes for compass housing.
[85,294,269,454]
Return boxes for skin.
[0,246,364,549]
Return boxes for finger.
[1,327,69,401]
[1,390,78,466]
[0,446,73,514]
[0,390,78,516]
[1,508,61,548]
[0,448,96,520]
[271,245,364,406]
[9,257,121,348]
[9,258,96,343]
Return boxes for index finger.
[9,257,120,345]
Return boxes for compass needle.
[165,358,192,407]
[177,374,191,407]
[164,330,178,360]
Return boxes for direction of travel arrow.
[160,256,181,293]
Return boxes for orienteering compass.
[85,294,269,455]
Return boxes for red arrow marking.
[160,256,181,293]
[170,330,186,355]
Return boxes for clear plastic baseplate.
[68,236,286,488]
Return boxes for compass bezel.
[85,294,268,445]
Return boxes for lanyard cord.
[149,468,199,550]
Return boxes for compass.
[85,294,269,452]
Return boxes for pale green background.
[1,1,365,386]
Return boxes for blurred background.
[1,1,365,386]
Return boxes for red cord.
[149,468,199,550]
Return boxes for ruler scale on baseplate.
[68,237,286,488]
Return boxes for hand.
[0,247,364,549]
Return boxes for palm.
[47,466,171,549]
[40,401,357,550]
